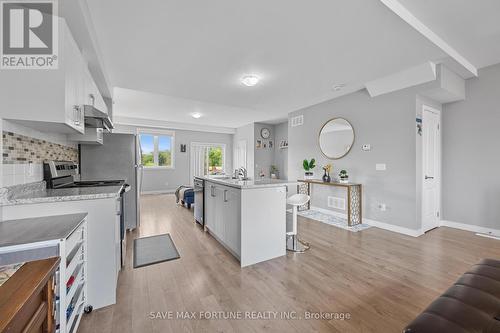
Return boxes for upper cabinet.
[83,65,108,114]
[0,18,107,133]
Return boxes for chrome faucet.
[238,167,248,180]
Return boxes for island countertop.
[0,181,124,207]
[198,176,297,189]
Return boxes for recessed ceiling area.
[84,0,500,129]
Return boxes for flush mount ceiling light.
[332,83,346,91]
[191,112,202,119]
[241,75,260,87]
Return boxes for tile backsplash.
[2,131,78,187]
[2,131,78,164]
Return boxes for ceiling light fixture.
[332,83,346,91]
[191,112,202,119]
[241,75,260,87]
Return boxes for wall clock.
[261,127,271,139]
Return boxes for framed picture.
[269,140,273,149]
[256,140,262,149]
[263,142,267,148]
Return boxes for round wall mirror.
[318,118,355,159]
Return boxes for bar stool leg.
[286,204,310,252]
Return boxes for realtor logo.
[1,0,58,69]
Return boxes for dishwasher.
[194,178,204,226]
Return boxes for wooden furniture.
[0,257,60,333]
[297,179,362,226]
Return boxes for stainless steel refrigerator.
[79,133,141,230]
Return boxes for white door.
[422,106,441,232]
[234,140,247,171]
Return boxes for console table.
[297,179,362,226]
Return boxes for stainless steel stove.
[43,161,125,189]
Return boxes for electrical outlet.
[362,144,371,151]
[376,163,386,171]
[378,203,387,211]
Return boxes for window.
[190,143,226,180]
[139,131,174,168]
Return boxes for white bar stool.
[286,193,311,252]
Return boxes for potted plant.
[270,165,279,179]
[339,169,349,183]
[322,164,332,182]
[303,158,316,179]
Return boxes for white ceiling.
[85,0,490,129]
[398,0,500,69]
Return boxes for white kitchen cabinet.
[221,186,241,256]
[204,183,241,258]
[0,17,107,134]
[203,179,286,267]
[2,198,121,310]
[83,66,108,114]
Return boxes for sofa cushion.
[404,259,500,333]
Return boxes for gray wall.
[273,121,288,179]
[115,124,233,193]
[442,63,500,229]
[289,88,422,230]
[254,123,275,178]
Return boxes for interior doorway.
[421,105,441,232]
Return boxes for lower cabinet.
[204,182,241,257]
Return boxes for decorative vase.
[322,171,331,182]
[304,171,314,179]
[339,177,348,183]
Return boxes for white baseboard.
[440,220,500,237]
[309,206,423,237]
[141,189,175,195]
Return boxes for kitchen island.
[200,176,296,267]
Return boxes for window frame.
[138,129,175,169]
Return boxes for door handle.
[211,185,215,197]
[425,175,434,180]
[223,190,228,202]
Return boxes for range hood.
[83,105,114,131]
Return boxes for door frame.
[421,105,442,232]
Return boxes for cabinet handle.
[73,105,80,125]
[211,185,215,197]
[223,190,228,202]
[89,93,95,106]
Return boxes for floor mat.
[133,233,180,268]
[295,209,372,232]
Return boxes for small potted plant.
[270,165,279,179]
[303,158,316,179]
[322,164,332,182]
[339,169,349,183]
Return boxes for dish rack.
[55,220,88,333]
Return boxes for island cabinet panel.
[203,180,286,267]
[204,183,241,257]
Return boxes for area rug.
[133,233,180,268]
[296,209,372,232]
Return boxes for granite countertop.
[0,181,124,206]
[199,176,297,189]
[0,213,88,248]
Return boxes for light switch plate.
[362,144,371,151]
[376,163,386,171]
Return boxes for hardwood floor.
[79,194,500,333]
